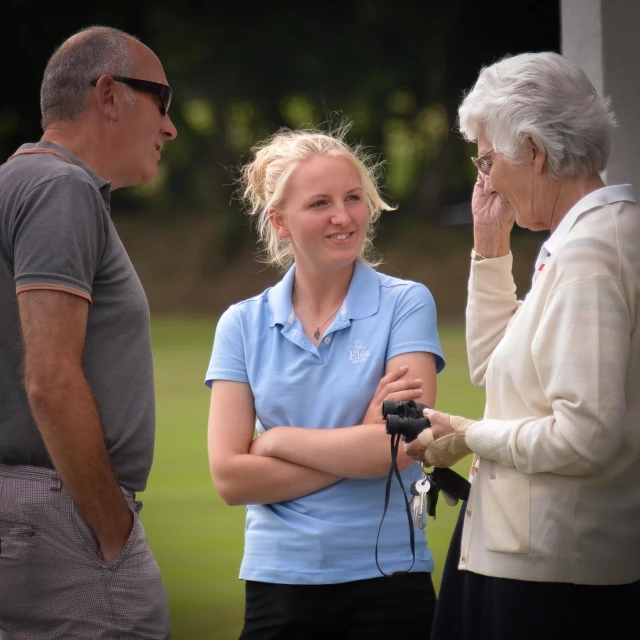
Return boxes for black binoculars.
[382,400,431,443]
[383,399,471,505]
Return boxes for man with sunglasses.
[0,25,176,639]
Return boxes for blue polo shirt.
[205,260,445,584]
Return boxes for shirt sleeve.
[466,252,521,389]
[385,282,445,373]
[13,175,107,302]
[204,305,249,387]
[466,275,630,475]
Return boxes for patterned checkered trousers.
[0,464,171,639]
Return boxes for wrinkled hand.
[403,434,428,462]
[404,408,475,468]
[361,365,422,425]
[423,408,456,440]
[404,408,454,461]
[471,173,515,232]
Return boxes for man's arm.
[18,290,132,565]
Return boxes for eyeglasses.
[90,76,172,116]
[471,148,494,176]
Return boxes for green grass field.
[141,316,485,639]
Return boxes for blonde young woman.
[205,128,445,639]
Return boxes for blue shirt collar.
[268,260,380,328]
[344,260,380,320]
[268,265,297,328]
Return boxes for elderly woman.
[406,52,640,640]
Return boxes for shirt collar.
[543,184,636,257]
[19,141,112,209]
[343,260,380,320]
[268,259,380,328]
[268,265,297,328]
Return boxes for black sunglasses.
[90,75,172,116]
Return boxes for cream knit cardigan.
[460,199,640,585]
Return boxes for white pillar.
[561,0,640,188]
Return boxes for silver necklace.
[293,283,344,341]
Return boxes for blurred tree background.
[0,0,560,316]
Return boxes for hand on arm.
[208,381,341,505]
[404,409,474,467]
[251,353,437,478]
[19,290,132,566]
[361,364,423,425]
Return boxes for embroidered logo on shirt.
[349,340,370,364]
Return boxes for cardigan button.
[466,509,472,516]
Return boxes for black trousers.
[240,572,436,640]
[433,503,640,640]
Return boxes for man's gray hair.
[40,26,139,130]
[458,52,618,179]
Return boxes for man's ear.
[93,76,120,121]
[527,134,547,174]
[268,207,290,239]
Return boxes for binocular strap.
[375,433,416,577]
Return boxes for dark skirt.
[432,502,640,640]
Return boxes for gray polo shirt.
[0,141,155,491]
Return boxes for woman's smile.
[326,231,355,243]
